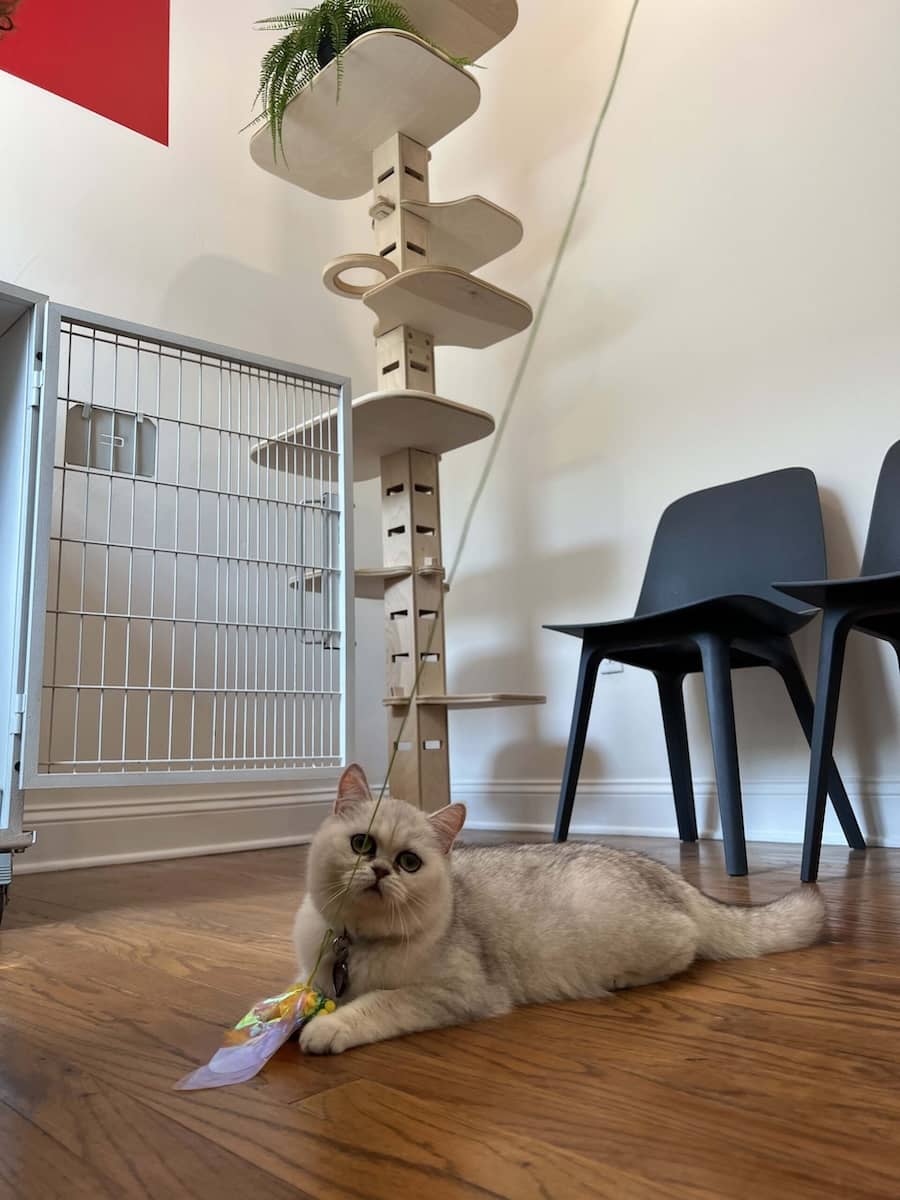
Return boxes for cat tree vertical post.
[250,6,544,811]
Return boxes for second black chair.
[776,440,900,882]
[545,467,865,876]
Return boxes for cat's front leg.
[300,983,503,1055]
[299,1008,364,1055]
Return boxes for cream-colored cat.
[294,765,825,1055]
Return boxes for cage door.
[21,306,352,788]
[0,283,47,850]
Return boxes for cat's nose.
[372,864,391,881]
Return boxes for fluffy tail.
[685,887,826,960]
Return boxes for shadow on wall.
[159,255,367,381]
[447,538,619,777]
[448,609,606,822]
[447,541,621,631]
[453,722,605,832]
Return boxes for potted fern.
[251,1,467,157]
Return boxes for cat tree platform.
[364,268,533,348]
[249,32,479,200]
[400,198,523,272]
[401,0,519,60]
[252,389,495,482]
[384,694,545,710]
[298,565,448,602]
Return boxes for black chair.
[544,468,865,876]
[775,441,900,881]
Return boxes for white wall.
[356,0,900,846]
[5,0,900,866]
[1,0,382,869]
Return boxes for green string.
[304,0,642,991]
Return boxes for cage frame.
[21,303,354,790]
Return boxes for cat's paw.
[299,1012,354,1056]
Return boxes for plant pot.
[316,34,337,68]
[316,18,368,69]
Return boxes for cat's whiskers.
[402,889,428,932]
[390,896,413,962]
[322,882,351,908]
[320,871,368,923]
[384,891,404,940]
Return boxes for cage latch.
[9,695,25,737]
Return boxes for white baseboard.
[16,784,335,874]
[15,773,898,876]
[452,777,900,848]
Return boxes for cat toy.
[175,982,335,1091]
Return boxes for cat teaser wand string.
[176,0,642,1091]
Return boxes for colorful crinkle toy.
[175,983,335,1091]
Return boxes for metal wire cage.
[22,309,352,786]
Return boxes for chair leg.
[802,611,852,883]
[771,643,865,851]
[554,643,603,843]
[698,635,748,876]
[655,672,698,842]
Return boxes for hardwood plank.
[296,1078,679,1200]
[3,962,667,1199]
[0,1099,118,1200]
[0,910,296,1027]
[0,1043,307,1200]
[320,1022,897,1200]
[0,942,344,1109]
[0,989,367,1197]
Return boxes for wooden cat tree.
[251,3,544,811]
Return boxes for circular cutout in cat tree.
[322,254,398,299]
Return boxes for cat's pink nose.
[372,864,391,881]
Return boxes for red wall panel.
[0,0,170,144]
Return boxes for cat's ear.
[334,763,373,815]
[428,803,466,853]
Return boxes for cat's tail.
[685,886,826,960]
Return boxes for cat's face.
[307,765,465,940]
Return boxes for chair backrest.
[861,440,900,576]
[635,468,826,616]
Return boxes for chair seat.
[774,570,900,610]
[544,593,816,653]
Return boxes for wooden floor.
[1,836,898,1199]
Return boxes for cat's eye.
[350,833,376,856]
[396,850,422,873]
